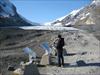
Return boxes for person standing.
[55,34,65,67]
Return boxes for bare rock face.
[90,0,100,29]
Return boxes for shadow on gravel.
[66,52,87,56]
[24,63,40,75]
[64,60,100,68]
[66,53,76,56]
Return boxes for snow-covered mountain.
[44,0,100,29]
[0,0,40,27]
[0,0,17,17]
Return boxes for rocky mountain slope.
[0,0,40,27]
[44,0,100,40]
[45,0,100,27]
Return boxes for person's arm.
[53,38,58,47]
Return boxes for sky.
[12,0,92,24]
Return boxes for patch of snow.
[56,15,68,21]
[92,0,100,5]
[91,0,100,8]
[65,22,72,26]
[70,9,80,17]
[53,23,63,27]
[80,13,90,20]
[0,12,9,17]
[86,13,90,16]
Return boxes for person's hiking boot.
[61,65,64,68]
[58,64,61,67]
[62,63,65,67]
[61,64,65,68]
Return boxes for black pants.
[57,49,64,66]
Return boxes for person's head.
[58,34,62,38]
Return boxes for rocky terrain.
[39,30,100,75]
[0,28,100,75]
[0,0,100,75]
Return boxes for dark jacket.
[56,38,65,50]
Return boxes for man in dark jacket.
[56,34,65,67]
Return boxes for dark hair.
[58,34,61,38]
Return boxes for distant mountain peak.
[0,0,17,18]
